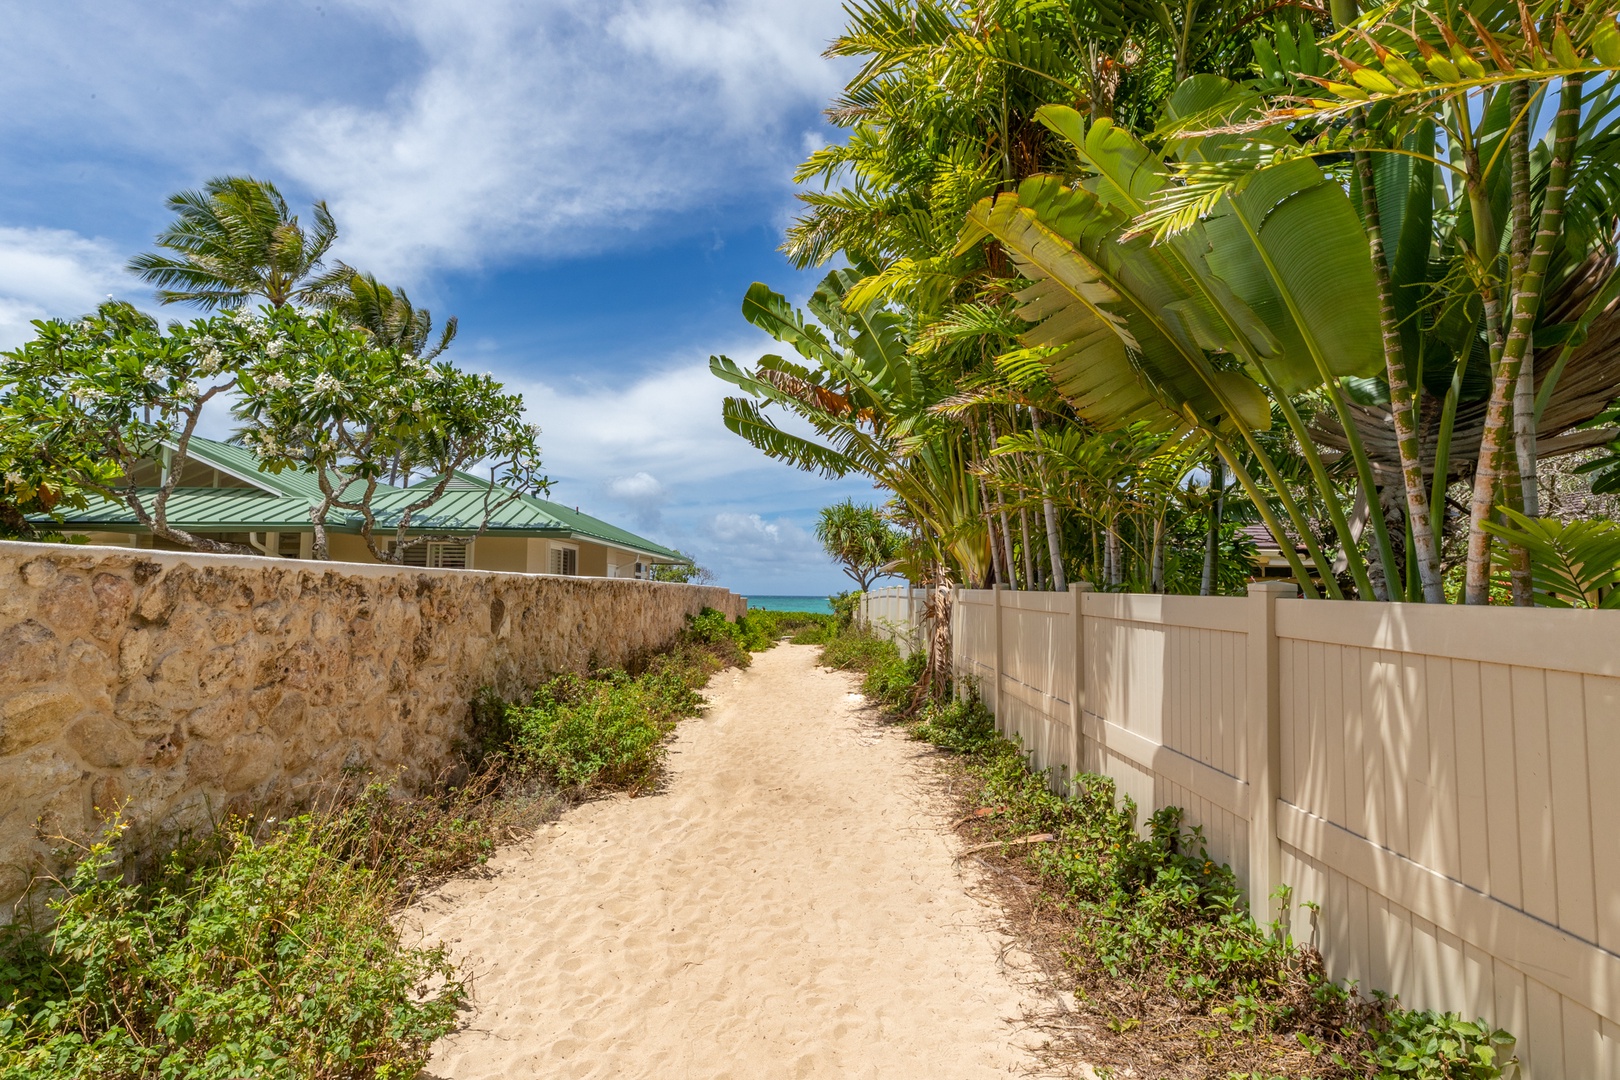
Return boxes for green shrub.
[504,661,708,792]
[861,649,923,711]
[740,609,833,644]
[0,818,461,1080]
[684,605,812,664]
[828,590,861,630]
[911,695,999,755]
[816,624,900,673]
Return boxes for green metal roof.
[180,436,328,501]
[50,489,320,531]
[41,453,687,562]
[400,474,685,560]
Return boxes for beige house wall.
[468,537,526,574]
[577,542,608,578]
[68,531,661,579]
[0,541,745,918]
[864,585,1620,1080]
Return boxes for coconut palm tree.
[127,175,349,309]
[320,269,458,359]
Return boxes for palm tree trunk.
[1202,455,1224,596]
[978,476,1004,587]
[1105,520,1122,588]
[986,413,1018,589]
[1029,408,1067,590]
[1150,516,1165,594]
[1354,131,1444,602]
[1515,341,1539,517]
[1466,76,1582,604]
[1019,505,1036,591]
[1505,81,1536,607]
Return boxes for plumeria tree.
[0,302,273,553]
[233,309,547,562]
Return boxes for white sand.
[407,644,1039,1079]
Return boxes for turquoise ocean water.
[745,595,833,614]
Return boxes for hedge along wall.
[0,541,746,912]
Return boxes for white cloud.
[273,0,849,278]
[606,470,668,529]
[0,228,132,348]
[703,511,822,566]
[514,358,748,488]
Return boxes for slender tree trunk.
[1105,521,1122,588]
[1019,505,1036,591]
[998,500,1018,588]
[986,413,1018,589]
[1466,76,1582,604]
[1516,337,1539,517]
[1354,130,1444,602]
[1201,455,1224,596]
[1029,408,1066,590]
[311,504,332,560]
[1505,82,1536,607]
[977,475,1007,588]
[1150,516,1165,594]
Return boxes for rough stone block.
[64,714,141,769]
[0,621,59,689]
[1,690,83,755]
[185,699,251,742]
[91,572,134,639]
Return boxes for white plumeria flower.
[4,471,23,486]
[312,372,341,395]
[263,372,293,391]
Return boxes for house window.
[549,546,577,576]
[398,541,471,569]
[277,532,303,558]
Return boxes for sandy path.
[407,644,1038,1080]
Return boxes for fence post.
[952,586,964,701]
[907,585,919,658]
[991,584,1004,727]
[1245,581,1292,924]
[1068,581,1093,794]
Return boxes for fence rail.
[859,583,1620,1079]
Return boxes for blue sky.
[0,0,882,595]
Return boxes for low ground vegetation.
[0,608,763,1079]
[821,621,1515,1080]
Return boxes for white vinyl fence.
[859,585,925,656]
[859,583,1620,1079]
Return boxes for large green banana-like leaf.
[1202,159,1384,395]
[718,274,988,575]
[962,176,1271,433]
[809,268,915,407]
[719,396,870,480]
[1045,96,1384,398]
[740,283,840,368]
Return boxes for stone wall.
[0,541,746,910]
